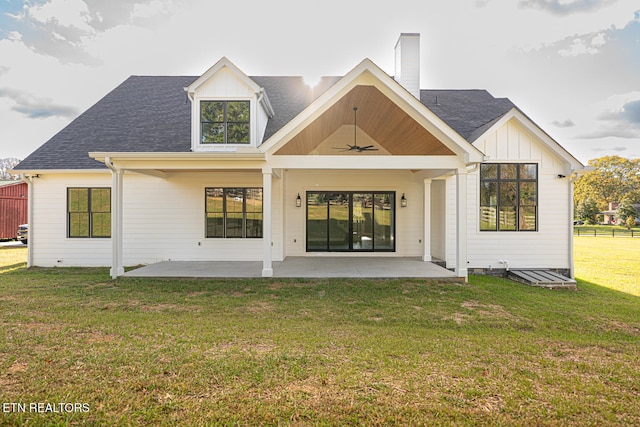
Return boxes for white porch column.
[456,168,468,280]
[422,178,432,262]
[262,169,273,277]
[110,168,124,279]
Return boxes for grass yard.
[0,243,639,426]
[574,236,640,297]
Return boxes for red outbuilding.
[0,181,28,240]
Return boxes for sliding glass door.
[306,191,395,252]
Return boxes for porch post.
[110,168,124,279]
[262,169,273,277]
[456,168,468,280]
[423,178,432,262]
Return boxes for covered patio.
[123,256,460,280]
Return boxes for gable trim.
[471,108,584,170]
[184,57,261,94]
[259,59,484,163]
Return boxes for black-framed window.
[480,163,537,231]
[201,100,250,144]
[205,188,262,238]
[306,191,395,252]
[67,188,111,238]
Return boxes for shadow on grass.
[0,262,27,273]
[575,276,640,301]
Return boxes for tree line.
[0,158,21,180]
[574,155,640,227]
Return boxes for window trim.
[479,163,538,232]
[67,187,111,238]
[205,187,263,239]
[199,99,251,145]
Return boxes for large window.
[205,188,262,238]
[201,101,250,144]
[306,191,395,251]
[480,163,537,231]
[67,188,111,238]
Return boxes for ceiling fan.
[334,107,379,153]
[337,143,379,152]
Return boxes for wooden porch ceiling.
[274,85,455,156]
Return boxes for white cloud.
[27,0,92,32]
[552,119,576,128]
[519,0,619,16]
[558,32,607,56]
[0,87,78,119]
[577,92,640,139]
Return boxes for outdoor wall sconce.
[401,193,407,207]
[296,193,302,207]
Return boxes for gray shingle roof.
[15,76,196,170]
[420,90,515,142]
[14,75,515,171]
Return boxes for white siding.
[31,173,112,267]
[430,179,446,262]
[31,171,282,267]
[466,119,572,271]
[282,170,424,257]
[444,175,458,268]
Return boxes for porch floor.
[122,256,460,280]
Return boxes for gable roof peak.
[184,56,260,94]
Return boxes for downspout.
[568,171,577,279]
[20,174,35,268]
[256,88,275,118]
[466,162,481,174]
[104,156,116,173]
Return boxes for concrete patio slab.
[123,256,459,280]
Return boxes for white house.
[14,34,584,281]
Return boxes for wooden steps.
[508,269,577,290]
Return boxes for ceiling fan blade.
[360,145,374,149]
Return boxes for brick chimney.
[394,33,420,98]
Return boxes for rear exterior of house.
[13,34,584,280]
[0,181,28,240]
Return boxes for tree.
[626,216,636,230]
[574,156,640,211]
[615,198,639,229]
[575,198,600,224]
[0,158,21,180]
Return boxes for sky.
[0,0,639,164]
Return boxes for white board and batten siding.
[31,171,283,267]
[191,66,270,151]
[457,118,573,271]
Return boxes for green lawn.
[0,243,638,426]
[574,236,639,296]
